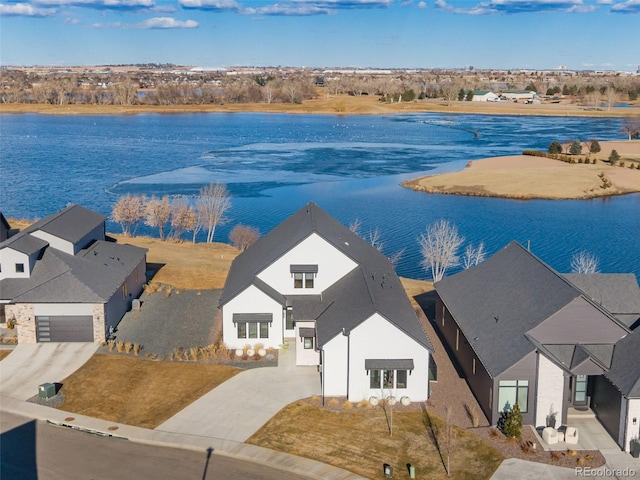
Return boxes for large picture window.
[498,380,529,413]
[369,369,408,390]
[237,322,269,339]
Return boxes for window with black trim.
[303,337,313,349]
[16,263,24,273]
[369,369,408,389]
[292,270,316,288]
[498,380,528,413]
[237,322,269,339]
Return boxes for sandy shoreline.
[1,95,639,117]
[402,141,640,200]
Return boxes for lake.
[1,112,638,281]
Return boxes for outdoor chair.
[565,427,579,444]
[542,427,559,445]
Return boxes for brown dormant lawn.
[0,350,13,361]
[247,400,503,480]
[57,354,239,428]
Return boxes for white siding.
[535,353,565,428]
[33,303,94,316]
[295,321,320,366]
[621,398,640,452]
[322,333,348,397]
[347,313,430,403]
[256,233,357,295]
[0,247,33,280]
[222,285,284,350]
[31,224,104,255]
[31,230,75,256]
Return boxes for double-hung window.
[366,359,414,390]
[290,265,318,289]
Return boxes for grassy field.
[110,234,239,290]
[247,400,503,480]
[56,354,239,428]
[2,94,639,117]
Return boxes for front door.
[573,374,588,407]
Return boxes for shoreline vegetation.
[402,141,640,200]
[1,94,640,117]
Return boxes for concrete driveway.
[0,343,98,401]
[156,344,320,442]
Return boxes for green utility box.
[38,383,56,399]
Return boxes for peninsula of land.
[402,141,640,200]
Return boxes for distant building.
[472,90,499,102]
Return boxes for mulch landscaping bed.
[472,426,606,469]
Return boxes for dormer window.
[15,263,24,273]
[290,264,318,289]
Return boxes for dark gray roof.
[564,274,640,328]
[26,204,106,246]
[1,240,146,303]
[220,202,433,352]
[606,332,640,397]
[0,233,48,256]
[365,359,415,370]
[0,213,10,230]
[436,241,597,377]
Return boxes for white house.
[472,90,499,102]
[219,203,434,403]
[0,205,147,343]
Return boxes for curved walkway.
[156,343,320,442]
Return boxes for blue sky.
[1,0,639,69]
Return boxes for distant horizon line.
[2,63,640,73]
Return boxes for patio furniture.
[565,427,579,444]
[542,427,559,445]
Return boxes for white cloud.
[417,0,426,6]
[179,0,240,9]
[138,16,198,27]
[243,2,332,14]
[435,0,598,14]
[611,0,640,12]
[0,2,56,15]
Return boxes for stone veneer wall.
[7,304,36,343]
[92,304,106,343]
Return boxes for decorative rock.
[258,348,267,357]
[246,349,255,356]
[369,396,379,406]
[235,348,244,357]
[387,396,397,406]
[400,396,411,406]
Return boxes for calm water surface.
[1,112,638,281]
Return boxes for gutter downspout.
[343,327,350,401]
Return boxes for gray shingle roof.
[1,233,48,256]
[1,240,146,303]
[26,204,106,245]
[606,332,640,397]
[435,241,588,377]
[220,202,433,352]
[564,274,640,328]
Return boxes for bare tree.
[621,117,640,140]
[168,197,191,241]
[604,86,618,112]
[111,194,146,236]
[348,218,362,235]
[442,81,460,106]
[418,219,464,282]
[366,227,384,252]
[463,242,486,269]
[198,183,232,243]
[184,205,202,244]
[145,195,171,240]
[570,250,600,274]
[229,224,260,251]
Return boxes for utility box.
[38,383,56,399]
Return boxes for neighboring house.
[472,91,499,102]
[434,241,640,452]
[0,205,147,343]
[0,213,10,242]
[219,202,434,403]
[501,90,537,102]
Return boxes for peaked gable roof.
[220,202,433,352]
[564,274,640,329]
[606,331,640,398]
[27,204,106,245]
[435,241,626,377]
